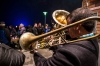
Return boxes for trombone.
[19,16,100,51]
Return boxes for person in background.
[19,23,26,37]
[44,24,50,33]
[8,25,17,37]
[37,23,44,35]
[51,21,56,30]
[32,23,38,35]
[26,25,33,33]
[31,8,99,66]
[0,21,11,47]
[8,25,17,48]
[18,23,26,51]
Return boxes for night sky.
[0,0,82,26]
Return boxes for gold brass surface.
[52,10,70,27]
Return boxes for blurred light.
[43,12,48,15]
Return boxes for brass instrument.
[19,16,100,51]
[52,10,70,43]
[52,10,70,26]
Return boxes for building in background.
[82,0,100,34]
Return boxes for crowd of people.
[0,22,55,49]
[0,7,99,66]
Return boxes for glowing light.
[43,12,48,15]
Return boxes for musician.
[31,8,99,66]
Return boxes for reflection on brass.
[56,15,67,24]
[52,10,70,26]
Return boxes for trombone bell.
[52,10,70,26]
[19,32,36,50]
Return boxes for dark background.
[0,0,82,26]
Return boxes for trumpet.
[19,16,100,51]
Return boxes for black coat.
[34,38,99,66]
[32,27,38,35]
[0,44,25,66]
[0,28,11,46]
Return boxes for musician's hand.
[30,49,38,54]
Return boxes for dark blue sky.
[0,0,82,26]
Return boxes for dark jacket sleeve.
[34,39,99,66]
[34,48,80,66]
[4,28,11,41]
[0,44,25,66]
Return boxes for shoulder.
[56,40,98,65]
[57,39,98,56]
[58,40,96,54]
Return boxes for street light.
[43,12,48,25]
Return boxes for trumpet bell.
[52,10,70,26]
